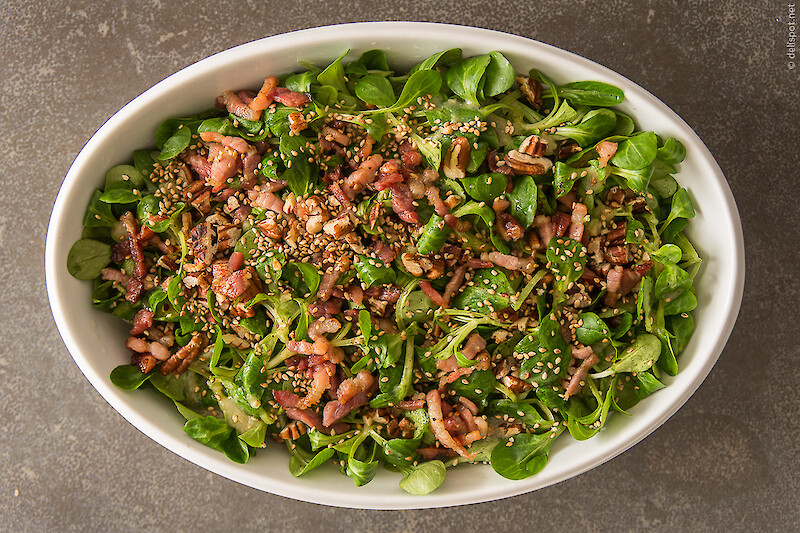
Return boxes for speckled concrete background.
[2,0,797,531]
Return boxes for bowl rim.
[45,21,745,509]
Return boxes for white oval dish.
[45,22,744,509]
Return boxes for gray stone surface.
[1,0,797,530]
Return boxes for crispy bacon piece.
[182,150,213,180]
[199,131,249,154]
[389,183,419,224]
[317,255,351,302]
[205,143,241,192]
[564,353,600,399]
[249,75,279,114]
[345,154,382,194]
[534,214,554,247]
[442,265,467,307]
[398,399,426,410]
[216,90,259,121]
[569,202,588,242]
[364,284,402,304]
[426,390,475,460]
[130,309,154,336]
[419,281,445,307]
[249,189,284,213]
[551,212,571,239]
[296,364,333,409]
[272,87,311,109]
[496,212,524,241]
[131,353,157,374]
[399,140,422,168]
[309,297,343,318]
[596,141,618,168]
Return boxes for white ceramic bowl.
[45,22,744,509]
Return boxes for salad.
[67,48,700,495]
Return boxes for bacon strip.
[564,353,600,399]
[426,390,475,460]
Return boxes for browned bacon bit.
[110,240,130,263]
[213,265,263,302]
[419,281,445,307]
[399,140,422,168]
[346,284,364,307]
[569,202,588,242]
[227,251,244,272]
[398,399,426,410]
[634,261,654,276]
[322,392,369,427]
[272,87,311,109]
[323,369,375,426]
[328,180,351,208]
[564,353,600,399]
[467,258,494,269]
[364,284,403,304]
[206,143,241,192]
[101,267,130,288]
[249,189,284,213]
[605,244,632,265]
[345,154,382,194]
[534,214,555,246]
[442,265,467,307]
[417,446,458,460]
[317,255,351,302]
[199,131,249,154]
[130,309,154,336]
[496,212,524,241]
[426,390,475,460]
[485,251,520,270]
[374,159,404,191]
[619,268,643,295]
[309,297,343,318]
[296,363,333,409]
[389,183,419,225]
[249,75,279,115]
[358,135,375,160]
[580,266,602,286]
[596,141,618,168]
[182,150,213,180]
[160,332,208,375]
[131,352,157,374]
[371,239,396,263]
[425,185,449,217]
[216,90,259,121]
[604,266,624,307]
[551,212,571,239]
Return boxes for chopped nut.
[515,75,543,109]
[518,135,547,157]
[504,150,553,175]
[323,213,354,238]
[442,136,471,180]
[401,252,424,277]
[288,112,307,135]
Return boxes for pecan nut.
[504,150,553,175]
[442,136,471,180]
[518,135,547,157]
[515,75,543,109]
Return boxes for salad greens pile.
[67,47,699,495]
